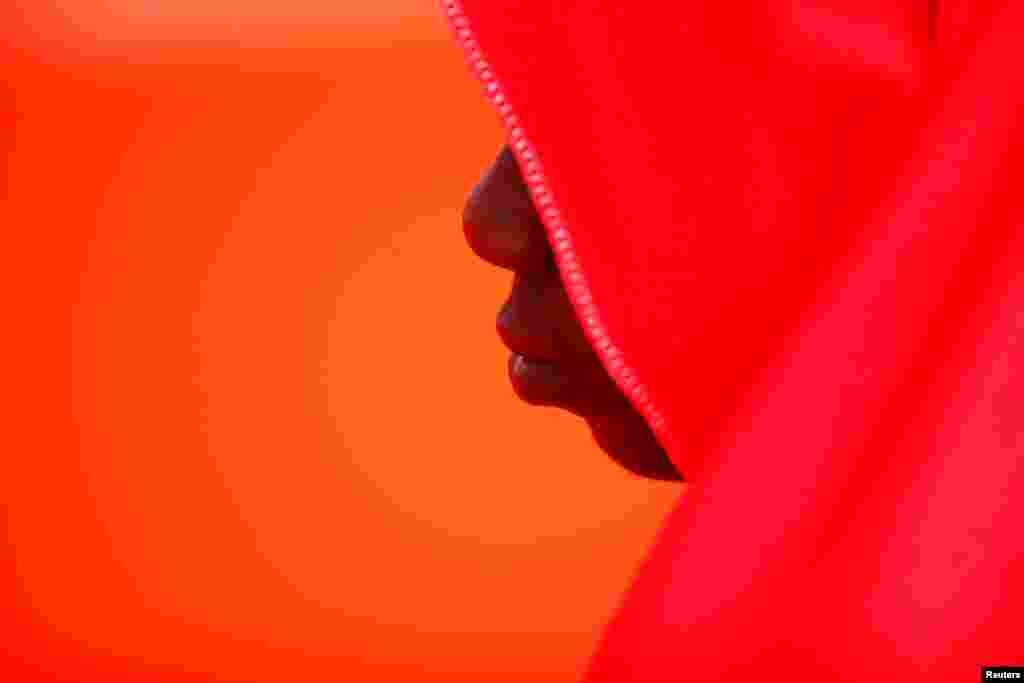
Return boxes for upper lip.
[496,308,564,363]
[499,336,563,365]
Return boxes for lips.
[506,352,574,406]
[504,344,629,421]
[497,281,590,410]
[496,301,561,364]
[497,271,628,414]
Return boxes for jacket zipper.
[442,0,675,458]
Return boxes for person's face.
[462,146,682,482]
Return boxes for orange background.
[3,2,680,680]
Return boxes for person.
[463,145,682,482]
[446,0,1024,680]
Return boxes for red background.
[2,2,680,680]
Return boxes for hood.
[444,1,1023,679]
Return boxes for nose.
[462,146,552,273]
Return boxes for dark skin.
[462,146,683,482]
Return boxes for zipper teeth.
[442,0,671,446]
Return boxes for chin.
[586,415,683,482]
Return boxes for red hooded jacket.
[444,1,1023,680]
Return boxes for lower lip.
[507,353,572,405]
